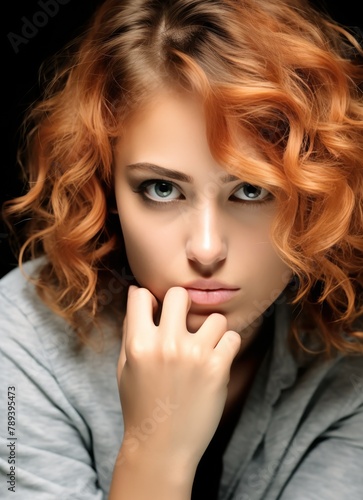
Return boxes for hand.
[117,285,241,472]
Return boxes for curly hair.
[3,0,363,355]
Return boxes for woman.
[1,0,363,498]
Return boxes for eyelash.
[133,179,274,207]
[133,180,183,206]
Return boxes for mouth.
[185,288,239,306]
[183,280,240,306]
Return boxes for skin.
[114,91,292,339]
[109,91,293,498]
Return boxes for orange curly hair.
[4,0,363,354]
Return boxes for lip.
[183,279,239,291]
[183,280,240,306]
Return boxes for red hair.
[4,0,363,354]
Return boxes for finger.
[158,287,191,336]
[123,285,158,354]
[117,314,128,384]
[195,313,229,348]
[126,285,158,331]
[214,330,242,368]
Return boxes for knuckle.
[188,342,204,363]
[127,339,151,360]
[203,361,227,389]
[208,356,230,385]
[160,340,179,360]
[208,355,223,375]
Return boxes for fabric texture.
[1,259,362,499]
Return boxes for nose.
[185,202,227,268]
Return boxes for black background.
[1,0,362,278]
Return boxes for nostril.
[185,239,227,267]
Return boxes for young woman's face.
[114,92,292,337]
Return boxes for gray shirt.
[1,259,363,499]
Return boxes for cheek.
[233,224,292,289]
[232,220,271,263]
[251,246,292,300]
[120,216,180,283]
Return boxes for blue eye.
[142,180,181,202]
[134,179,272,207]
[232,183,271,202]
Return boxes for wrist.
[109,446,196,500]
[117,442,198,479]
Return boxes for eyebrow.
[125,162,241,183]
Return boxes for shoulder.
[0,259,122,498]
[0,258,70,352]
[289,337,363,421]
[266,301,363,423]
[0,258,77,384]
[273,343,363,452]
[0,256,122,420]
[0,257,51,324]
[0,256,121,365]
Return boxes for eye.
[141,180,182,202]
[232,183,272,202]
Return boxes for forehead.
[115,91,262,171]
[119,91,206,141]
[115,91,214,169]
